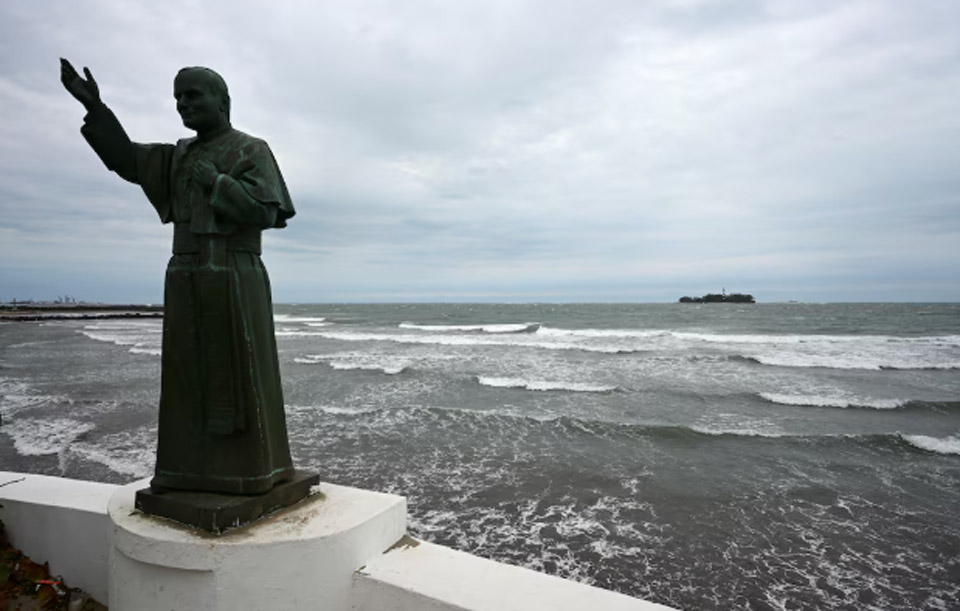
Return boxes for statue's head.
[174,67,231,134]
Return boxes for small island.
[679,292,755,304]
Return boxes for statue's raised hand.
[60,58,100,110]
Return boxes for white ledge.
[0,472,118,604]
[353,539,677,611]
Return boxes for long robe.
[81,105,296,494]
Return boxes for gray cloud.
[1,0,958,303]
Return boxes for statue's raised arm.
[60,58,139,182]
[60,58,101,111]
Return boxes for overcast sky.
[1,0,958,303]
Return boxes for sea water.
[1,302,958,610]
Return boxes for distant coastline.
[679,293,755,304]
[0,303,162,321]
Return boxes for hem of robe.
[151,465,296,495]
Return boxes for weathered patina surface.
[61,59,298,496]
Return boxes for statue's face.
[174,72,226,133]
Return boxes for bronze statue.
[60,59,305,511]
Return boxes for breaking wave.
[536,326,667,339]
[294,404,960,458]
[900,434,960,455]
[759,392,908,410]
[476,376,618,393]
[273,315,328,323]
[78,322,162,356]
[745,353,960,371]
[400,322,540,333]
[312,330,638,354]
[294,354,409,375]
[306,325,960,370]
[0,417,95,457]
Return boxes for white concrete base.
[107,479,406,611]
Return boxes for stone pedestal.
[135,471,320,533]
[107,479,406,611]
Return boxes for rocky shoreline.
[0,304,162,322]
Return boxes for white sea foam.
[900,434,960,455]
[310,325,960,369]
[293,356,321,364]
[5,341,48,349]
[1,417,94,456]
[760,392,907,410]
[285,403,382,416]
[0,379,41,412]
[407,493,659,588]
[689,425,787,438]
[128,347,162,356]
[748,352,960,371]
[675,332,960,346]
[69,443,153,478]
[537,326,666,339]
[477,376,617,393]
[274,330,329,337]
[691,414,785,438]
[273,315,327,323]
[330,361,408,375]
[0,378,67,414]
[68,426,155,478]
[80,331,148,346]
[79,326,162,356]
[400,322,538,333]
[672,332,960,370]
[295,353,409,375]
[317,405,381,415]
[313,330,633,354]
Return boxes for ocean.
[1,302,958,610]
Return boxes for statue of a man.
[60,59,297,496]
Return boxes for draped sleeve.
[209,137,295,229]
[80,103,176,223]
[134,143,176,223]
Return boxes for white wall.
[0,472,115,604]
[0,472,677,611]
